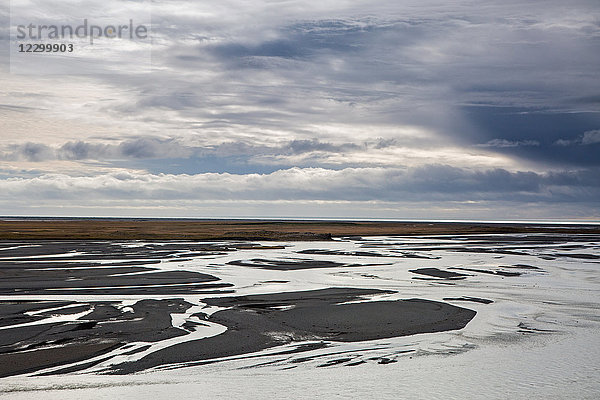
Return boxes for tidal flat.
[0,222,598,398]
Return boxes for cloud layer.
[1,0,599,218]
[2,165,598,204]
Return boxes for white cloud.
[0,166,597,203]
[581,130,600,145]
[476,139,540,148]
[554,129,600,146]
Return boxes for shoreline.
[1,220,599,241]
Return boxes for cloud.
[581,130,600,145]
[1,165,598,206]
[554,139,573,147]
[2,1,600,218]
[0,139,190,162]
[553,129,600,146]
[0,137,391,164]
[8,1,599,150]
[475,139,540,148]
[463,106,600,166]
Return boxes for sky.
[0,0,599,220]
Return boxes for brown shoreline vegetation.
[1,219,599,240]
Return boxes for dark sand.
[0,241,235,296]
[0,240,247,376]
[443,296,494,304]
[449,266,522,277]
[410,268,470,280]
[227,258,390,270]
[114,288,476,374]
[0,299,194,377]
[0,341,123,378]
[0,286,476,376]
[502,264,542,270]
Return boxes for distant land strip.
[1,219,599,240]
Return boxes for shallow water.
[0,234,599,398]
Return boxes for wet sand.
[0,238,478,377]
[0,223,598,378]
[227,258,391,270]
[0,283,476,376]
[409,268,470,279]
[0,299,193,377]
[114,288,476,374]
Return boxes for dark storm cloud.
[465,106,600,167]
[404,165,600,202]
[129,4,600,171]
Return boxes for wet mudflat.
[0,229,598,399]
[0,240,477,376]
